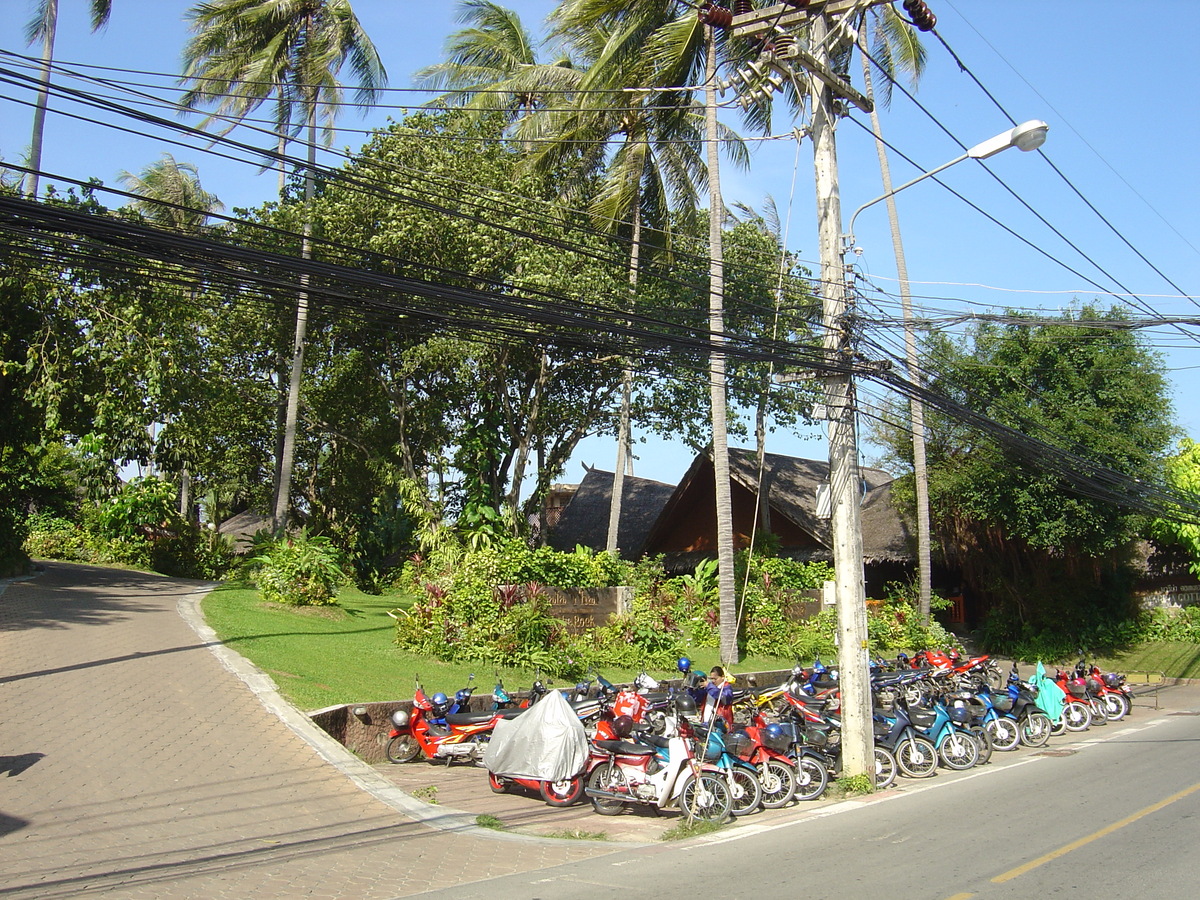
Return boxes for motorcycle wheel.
[938,731,979,770]
[1103,692,1130,722]
[727,767,763,816]
[488,772,507,794]
[386,734,420,764]
[1020,712,1053,748]
[873,747,898,790]
[758,760,797,809]
[970,725,994,765]
[540,775,585,807]
[1062,701,1092,732]
[680,773,732,823]
[986,717,1021,752]
[895,736,938,779]
[586,763,628,816]
[794,755,829,801]
[1087,699,1108,726]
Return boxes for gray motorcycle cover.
[482,688,587,780]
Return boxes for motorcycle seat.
[593,739,655,756]
[444,711,499,726]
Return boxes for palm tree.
[117,153,224,232]
[180,0,387,533]
[23,0,112,198]
[415,0,577,143]
[856,7,931,623]
[547,1,752,663]
[528,9,712,557]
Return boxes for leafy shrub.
[22,513,88,561]
[94,477,179,539]
[252,532,347,606]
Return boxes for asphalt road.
[410,711,1200,900]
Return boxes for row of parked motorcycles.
[384,652,1134,823]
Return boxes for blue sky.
[3,1,1198,488]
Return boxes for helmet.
[431,692,450,716]
[764,723,785,744]
[390,709,410,728]
[674,694,698,718]
[677,657,692,674]
[612,715,634,738]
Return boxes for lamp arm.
[845,151,969,246]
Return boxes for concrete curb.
[175,585,608,847]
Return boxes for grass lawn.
[199,582,798,710]
[1093,643,1200,681]
[200,582,1200,710]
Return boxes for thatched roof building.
[547,448,914,592]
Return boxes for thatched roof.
[643,448,913,565]
[217,510,273,553]
[546,467,676,559]
[726,448,913,563]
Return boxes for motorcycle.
[386,677,516,765]
[585,694,732,822]
[1077,659,1133,721]
[726,722,800,808]
[901,694,980,770]
[697,719,764,816]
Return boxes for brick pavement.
[0,563,618,899]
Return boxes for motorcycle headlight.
[391,709,410,728]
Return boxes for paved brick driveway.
[0,564,615,899]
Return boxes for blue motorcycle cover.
[1030,661,1066,721]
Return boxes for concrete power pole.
[809,13,873,782]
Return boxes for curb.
[175,585,614,847]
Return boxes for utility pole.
[808,11,873,783]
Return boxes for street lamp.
[847,120,1049,243]
[828,118,1047,784]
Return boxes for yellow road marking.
[991,781,1200,884]
[943,893,975,900]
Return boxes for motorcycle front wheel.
[1062,701,1092,732]
[1103,692,1130,722]
[679,773,732,823]
[386,734,420,764]
[873,747,898,790]
[758,760,797,809]
[986,717,1021,752]
[938,731,980,770]
[1020,712,1053,748]
[586,762,628,816]
[895,736,938,779]
[488,772,507,794]
[727,766,762,816]
[793,755,829,801]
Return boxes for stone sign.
[543,586,631,635]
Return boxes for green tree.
[879,306,1175,639]
[1153,439,1200,576]
[181,0,387,534]
[117,154,224,233]
[23,0,113,198]
[415,0,576,140]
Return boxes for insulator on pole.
[699,4,734,29]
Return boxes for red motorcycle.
[386,679,518,764]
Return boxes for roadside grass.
[198,582,798,709]
[1092,642,1200,680]
[475,814,505,830]
[542,828,609,841]
[660,818,724,841]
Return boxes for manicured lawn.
[199,582,798,709]
[1093,643,1200,681]
[200,581,1200,710]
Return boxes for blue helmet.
[677,657,692,673]
[765,723,785,743]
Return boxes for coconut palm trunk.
[705,27,737,666]
[858,27,932,624]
